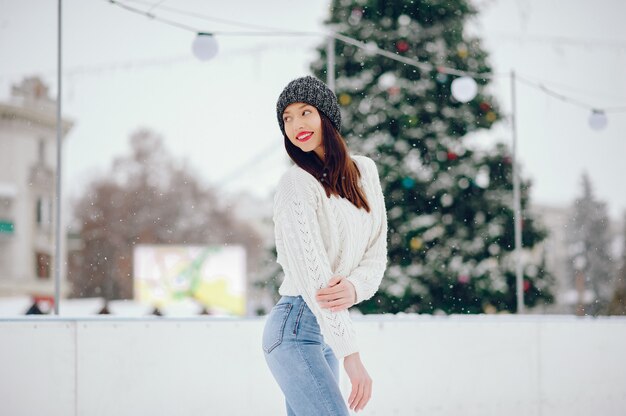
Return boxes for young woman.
[262,75,388,415]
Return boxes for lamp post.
[53,0,63,315]
[510,70,525,314]
[326,35,335,92]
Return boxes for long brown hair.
[284,110,371,213]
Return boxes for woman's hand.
[315,276,356,312]
[343,352,372,412]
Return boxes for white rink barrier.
[1,314,625,416]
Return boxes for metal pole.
[326,35,335,92]
[54,0,63,315]
[511,70,524,314]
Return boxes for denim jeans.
[262,295,350,416]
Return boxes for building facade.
[0,77,73,305]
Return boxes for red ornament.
[479,101,491,112]
[503,156,512,164]
[387,86,401,96]
[523,279,531,292]
[447,151,458,161]
[396,40,410,53]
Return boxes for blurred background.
[0,0,625,319]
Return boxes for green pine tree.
[307,0,554,314]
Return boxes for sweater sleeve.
[345,158,388,304]
[273,170,359,359]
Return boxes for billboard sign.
[133,244,246,316]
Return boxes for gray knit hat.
[276,75,341,137]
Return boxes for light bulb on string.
[451,75,478,103]
[364,41,378,56]
[588,109,608,131]
[192,32,218,61]
[377,72,397,90]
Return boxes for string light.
[191,32,218,61]
[450,76,478,103]
[105,0,626,130]
[516,74,626,131]
[588,110,609,131]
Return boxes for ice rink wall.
[1,314,625,415]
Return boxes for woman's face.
[282,102,324,160]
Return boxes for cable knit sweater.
[272,154,388,359]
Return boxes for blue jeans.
[262,295,350,416]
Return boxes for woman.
[262,75,388,415]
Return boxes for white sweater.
[272,154,388,358]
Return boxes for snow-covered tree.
[566,172,615,315]
[70,129,263,300]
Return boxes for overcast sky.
[1,0,625,220]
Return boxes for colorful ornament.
[396,40,410,53]
[456,43,469,59]
[409,237,423,251]
[483,303,497,314]
[457,273,470,284]
[479,101,491,112]
[486,111,497,122]
[401,177,415,189]
[339,93,352,106]
[447,151,458,161]
[388,86,401,96]
[435,67,448,83]
[523,279,531,292]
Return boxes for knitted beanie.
[276,75,342,137]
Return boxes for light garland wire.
[105,0,626,116]
[108,1,500,77]
[516,73,626,104]
[0,43,298,82]
[516,74,626,113]
[121,0,297,32]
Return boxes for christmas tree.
[307,0,554,314]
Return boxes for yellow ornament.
[410,236,423,251]
[486,111,497,122]
[457,44,469,59]
[483,303,497,314]
[339,93,352,106]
